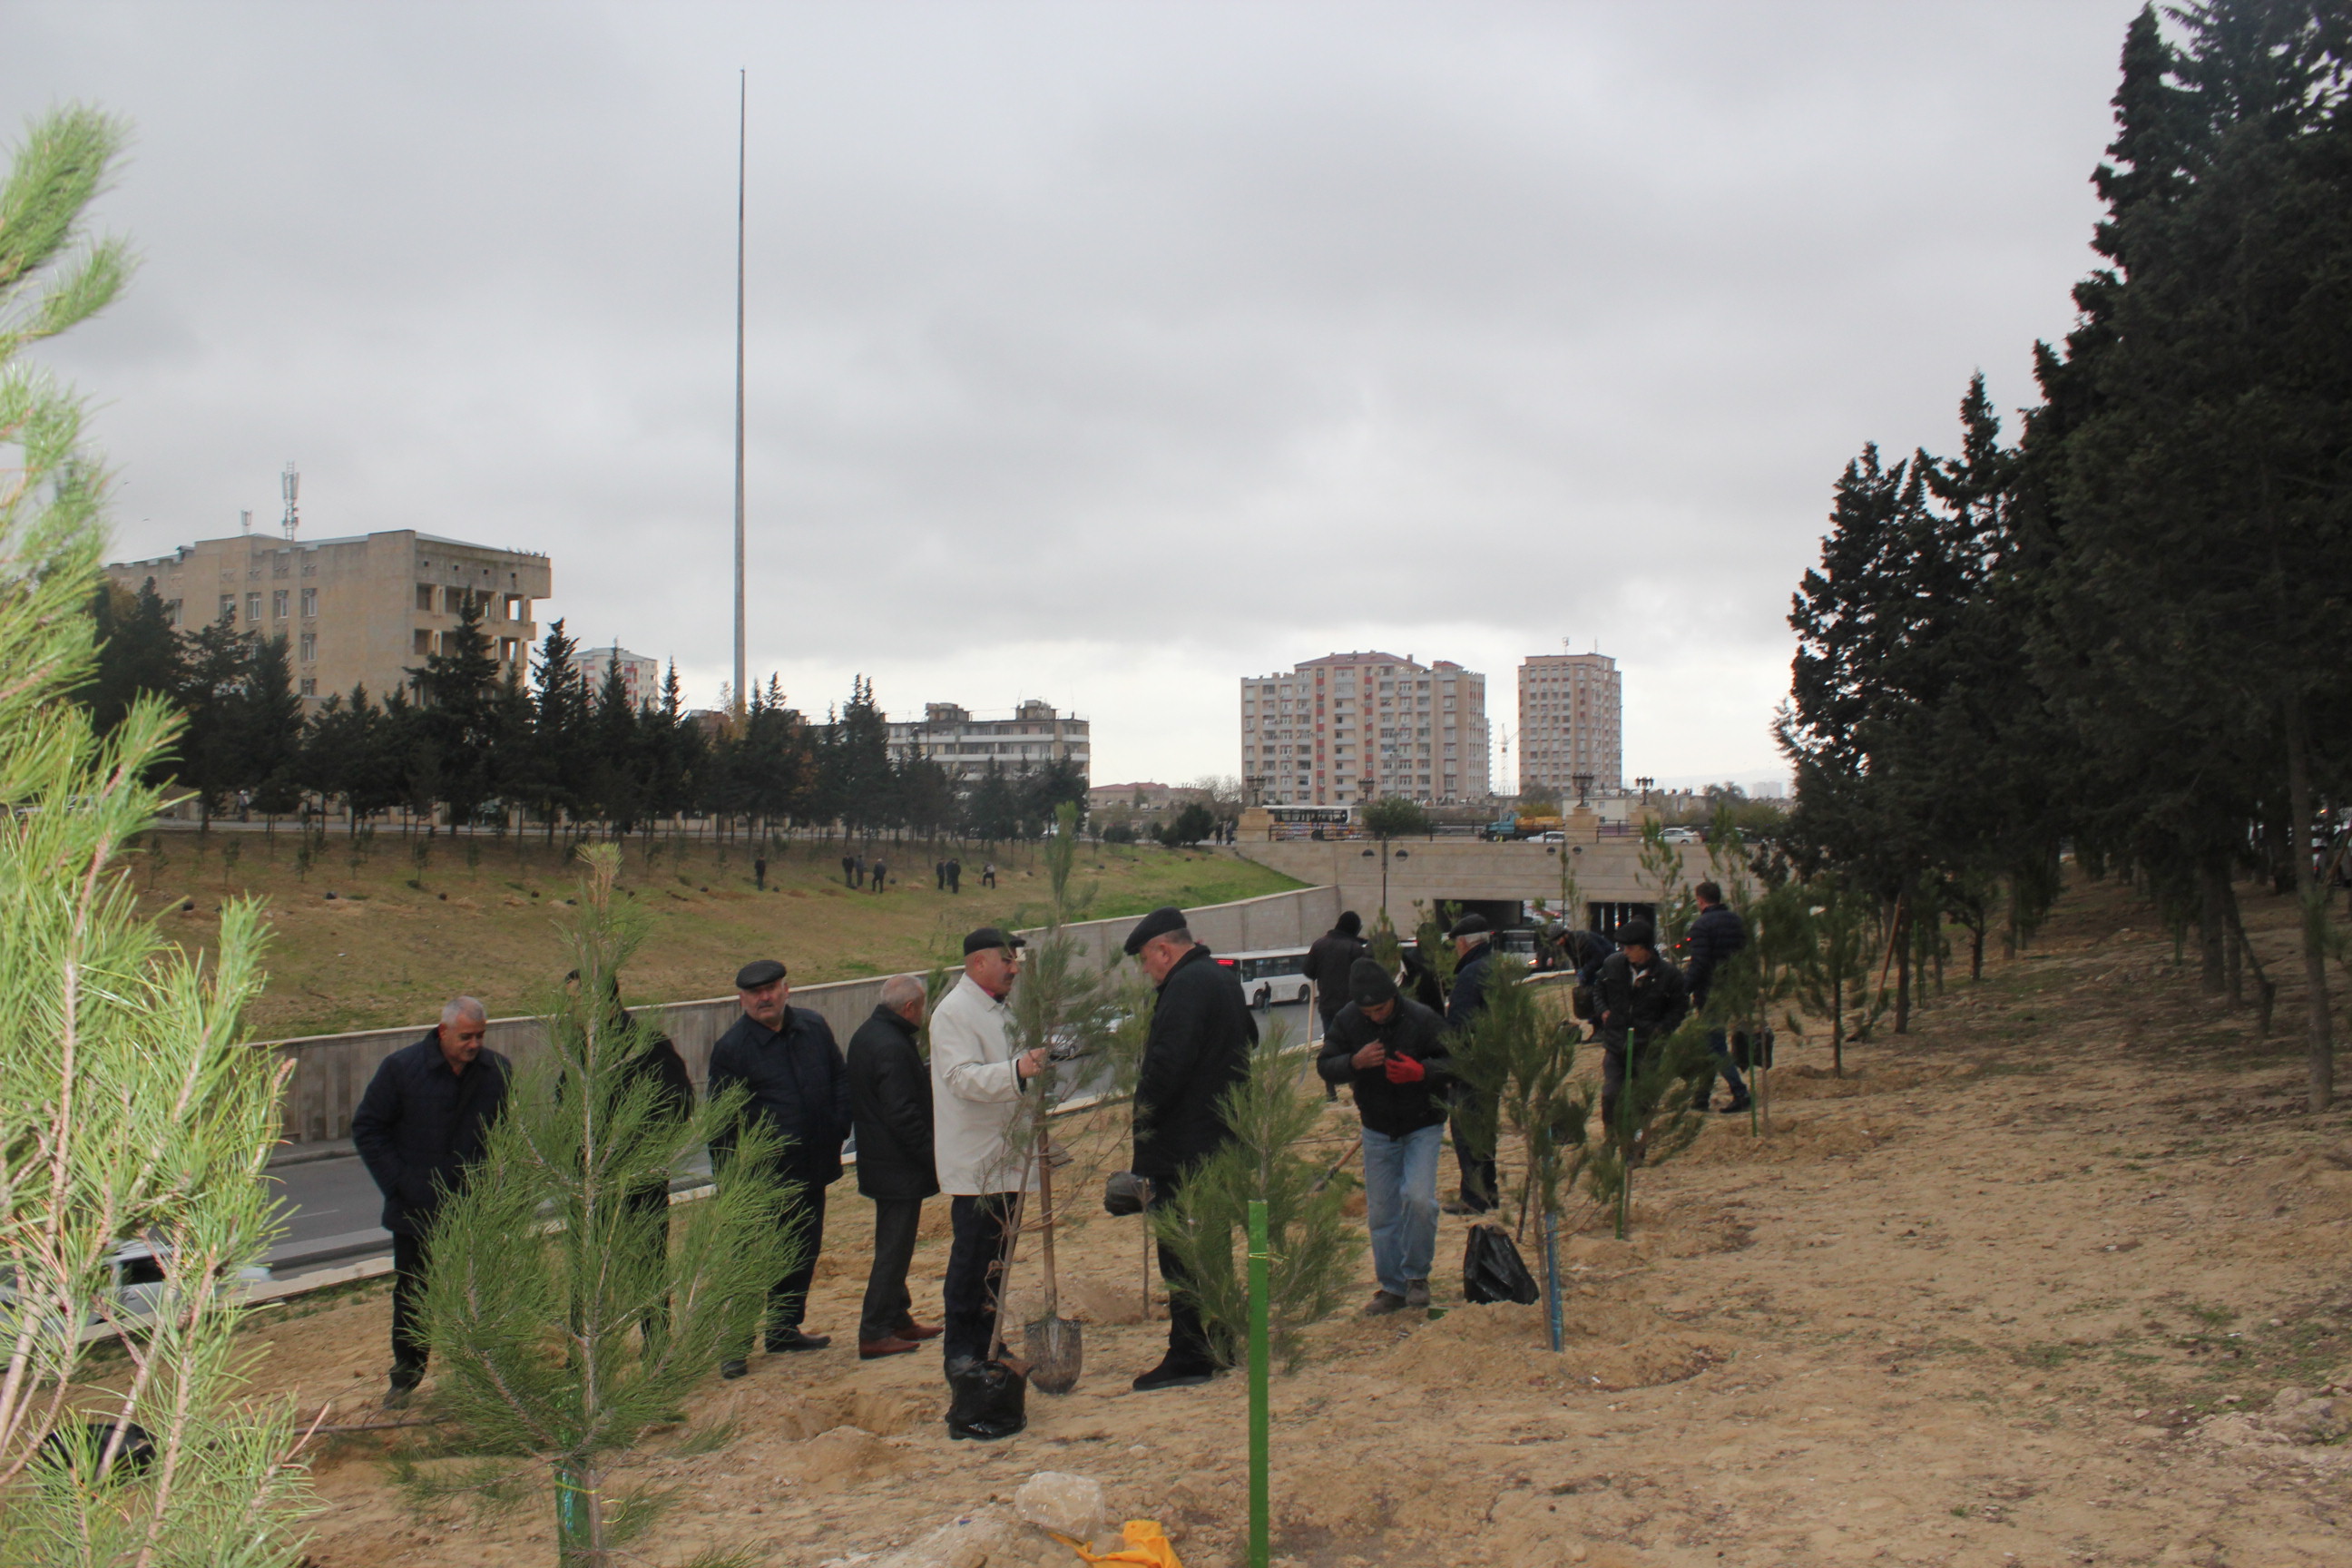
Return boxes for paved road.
[260,998,1322,1280]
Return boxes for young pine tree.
[417,847,797,1566]
[0,103,312,1567]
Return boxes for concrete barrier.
[263,881,1339,1145]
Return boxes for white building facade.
[1239,652,1489,808]
[569,645,662,710]
[1515,651,1622,798]
[885,700,1091,790]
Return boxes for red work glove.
[1384,1054,1426,1084]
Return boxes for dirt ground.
[129,828,1298,1038]
[237,873,2352,1567]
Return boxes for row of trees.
[87,585,1088,840]
[1777,0,2352,1108]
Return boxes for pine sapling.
[1583,1021,1710,1240]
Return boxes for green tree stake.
[1247,1198,1271,1568]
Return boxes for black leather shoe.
[719,1358,749,1379]
[1131,1357,1217,1392]
[764,1328,831,1353]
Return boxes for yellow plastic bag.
[1057,1518,1184,1566]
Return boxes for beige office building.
[1516,650,1622,797]
[106,529,550,710]
[884,700,1091,789]
[1240,652,1490,807]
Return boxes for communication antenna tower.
[280,463,300,541]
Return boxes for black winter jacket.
[1682,904,1748,1008]
[351,1032,512,1237]
[1304,929,1368,1022]
[1446,942,1495,1034]
[708,1005,852,1185]
[1132,945,1258,1181]
[847,1004,938,1200]
[1315,997,1454,1136]
[1596,950,1690,1053]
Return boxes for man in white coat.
[930,926,1048,1380]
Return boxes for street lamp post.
[1359,841,1410,920]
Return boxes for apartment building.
[884,700,1091,790]
[106,529,550,709]
[1239,652,1490,807]
[569,644,662,709]
[1515,650,1622,797]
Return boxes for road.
[260,997,1321,1282]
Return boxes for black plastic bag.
[1731,1027,1775,1071]
[1462,1222,1541,1307]
[945,1358,1027,1441]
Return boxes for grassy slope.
[132,829,1303,1039]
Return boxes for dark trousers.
[943,1193,1021,1368]
[948,869,960,892]
[1691,1026,1750,1107]
[860,1196,924,1343]
[630,1191,673,1348]
[1449,1092,1498,1212]
[391,1230,431,1383]
[1149,1175,1219,1369]
[763,1181,829,1334]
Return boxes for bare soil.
[234,874,2352,1566]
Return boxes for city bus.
[1215,947,1315,1010]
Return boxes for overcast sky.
[7,0,2145,790]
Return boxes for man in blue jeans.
[1317,958,1454,1315]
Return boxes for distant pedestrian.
[1125,906,1257,1390]
[1318,958,1451,1314]
[930,929,1045,1410]
[1595,919,1690,1137]
[1442,914,1498,1216]
[848,975,944,1360]
[947,858,963,893]
[754,854,768,892]
[842,853,858,888]
[854,853,867,888]
[351,995,512,1406]
[1306,909,1369,1101]
[709,957,851,1377]
[871,857,888,892]
[981,861,996,889]
[936,859,947,891]
[1683,881,1751,1114]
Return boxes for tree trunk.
[1893,888,1912,1036]
[2198,858,2228,995]
[2284,694,2334,1112]
[1970,921,1984,982]
[1830,984,1844,1079]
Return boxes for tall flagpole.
[732,69,748,713]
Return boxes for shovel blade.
[1024,1314,1083,1395]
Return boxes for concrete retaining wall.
[266,881,1338,1145]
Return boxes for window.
[245,593,262,624]
[219,594,236,622]
[299,678,317,697]
[300,588,317,617]
[272,589,289,619]
[504,594,523,621]
[414,629,432,655]
[299,632,317,662]
[416,584,436,612]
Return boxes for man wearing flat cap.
[1442,912,1501,1215]
[708,957,852,1377]
[1317,956,1453,1314]
[1123,905,1257,1390]
[930,927,1049,1396]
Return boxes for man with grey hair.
[353,995,513,1405]
[847,973,944,1360]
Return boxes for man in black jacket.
[1443,914,1500,1215]
[1125,905,1257,1390]
[1683,881,1751,1113]
[1304,910,1367,1101]
[1317,959,1451,1314]
[1595,919,1690,1135]
[709,956,852,1376]
[352,995,512,1405]
[847,975,944,1361]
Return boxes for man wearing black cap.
[1305,910,1367,1102]
[1595,919,1690,1138]
[1123,905,1256,1390]
[1316,958,1452,1314]
[1442,913,1500,1215]
[929,927,1049,1396]
[708,957,852,1377]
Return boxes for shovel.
[1023,1122,1084,1394]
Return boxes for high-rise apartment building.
[884,700,1091,791]
[570,645,662,710]
[1239,652,1489,807]
[105,529,549,709]
[1515,650,1622,798]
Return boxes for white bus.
[1214,947,1315,1010]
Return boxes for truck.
[1483,815,1567,841]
